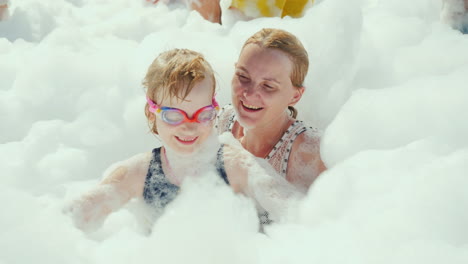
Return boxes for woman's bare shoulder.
[287,127,326,188]
[292,127,322,153]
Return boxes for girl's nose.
[179,122,199,133]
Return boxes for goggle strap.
[146,96,159,113]
[212,96,220,109]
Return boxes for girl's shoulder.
[101,152,154,186]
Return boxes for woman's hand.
[220,132,305,222]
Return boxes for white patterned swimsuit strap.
[266,120,308,177]
[227,111,236,132]
[265,120,305,160]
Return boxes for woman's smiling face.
[232,44,303,129]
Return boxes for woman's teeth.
[242,101,262,110]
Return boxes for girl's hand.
[64,184,124,232]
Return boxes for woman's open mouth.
[175,136,198,145]
[241,101,263,112]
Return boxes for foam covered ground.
[1,0,468,263]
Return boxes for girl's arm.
[66,152,151,232]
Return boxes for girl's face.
[155,77,215,155]
[232,44,303,129]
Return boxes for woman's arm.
[244,157,305,222]
[221,133,304,222]
[65,152,151,232]
[287,129,326,192]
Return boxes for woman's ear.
[289,86,305,106]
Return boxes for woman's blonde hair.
[242,28,309,118]
[143,49,216,134]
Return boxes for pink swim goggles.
[147,96,220,125]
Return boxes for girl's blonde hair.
[242,28,309,118]
[143,49,216,134]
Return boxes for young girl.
[67,48,301,232]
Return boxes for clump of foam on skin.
[162,128,221,184]
[286,129,323,190]
[65,184,124,232]
[64,152,154,232]
[219,132,305,223]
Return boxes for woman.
[217,28,326,193]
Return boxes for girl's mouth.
[175,136,198,145]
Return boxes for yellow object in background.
[230,0,313,18]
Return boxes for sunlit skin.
[154,77,216,155]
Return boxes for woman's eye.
[263,84,275,90]
[237,74,249,82]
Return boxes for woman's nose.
[242,84,255,97]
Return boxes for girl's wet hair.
[143,49,216,134]
[242,28,309,118]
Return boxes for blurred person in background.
[146,0,221,23]
[228,0,314,20]
[441,0,468,33]
[145,0,314,24]
[0,0,9,21]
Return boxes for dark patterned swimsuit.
[142,147,229,209]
